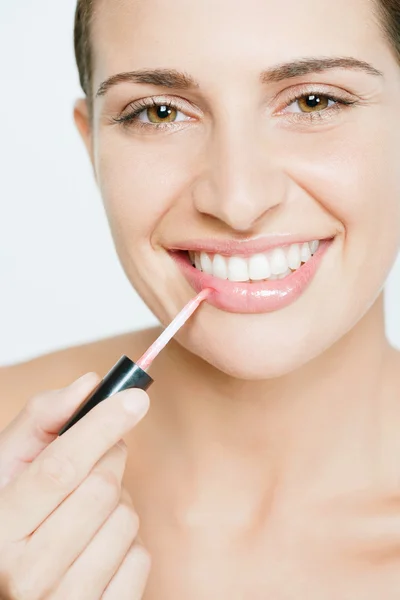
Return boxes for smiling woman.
[1,0,400,598]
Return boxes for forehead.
[91,0,386,85]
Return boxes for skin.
[0,374,152,599]
[2,0,400,596]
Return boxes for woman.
[1,0,400,597]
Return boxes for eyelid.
[120,95,199,119]
[271,83,357,112]
[113,85,358,131]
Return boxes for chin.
[175,308,335,380]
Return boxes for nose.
[192,123,285,232]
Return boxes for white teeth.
[228,256,249,282]
[300,242,312,263]
[213,254,228,279]
[277,268,292,279]
[200,251,213,274]
[286,244,301,270]
[248,253,271,281]
[190,239,320,282]
[269,247,288,275]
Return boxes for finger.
[0,373,101,488]
[0,388,149,539]
[102,544,152,600]
[10,445,127,599]
[50,491,140,600]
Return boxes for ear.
[74,98,95,170]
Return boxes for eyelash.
[280,89,357,123]
[113,98,185,130]
[112,90,357,131]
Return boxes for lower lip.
[171,239,333,314]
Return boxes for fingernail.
[122,390,150,418]
[117,439,127,451]
[73,372,99,387]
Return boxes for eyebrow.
[95,56,383,97]
[96,69,199,97]
[261,56,383,82]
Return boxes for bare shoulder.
[0,328,160,427]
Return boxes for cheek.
[288,125,399,224]
[283,117,400,282]
[95,130,200,253]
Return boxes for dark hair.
[74,0,400,100]
[74,0,94,97]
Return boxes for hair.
[75,0,94,98]
[74,0,400,101]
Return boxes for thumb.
[0,372,101,487]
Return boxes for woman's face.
[79,0,400,378]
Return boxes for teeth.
[287,244,301,270]
[228,257,249,282]
[269,247,288,275]
[200,251,213,275]
[277,268,292,279]
[213,254,228,279]
[190,239,321,282]
[248,253,271,281]
[300,242,312,263]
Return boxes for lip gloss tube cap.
[58,356,153,436]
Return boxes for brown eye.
[147,105,178,123]
[297,94,330,113]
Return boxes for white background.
[0,1,399,366]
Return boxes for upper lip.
[169,234,333,257]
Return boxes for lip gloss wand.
[59,289,212,435]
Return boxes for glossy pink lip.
[170,234,329,257]
[171,238,333,314]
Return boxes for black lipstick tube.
[58,355,154,436]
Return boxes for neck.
[138,293,397,524]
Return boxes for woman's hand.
[0,373,151,599]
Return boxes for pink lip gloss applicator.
[59,289,212,435]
